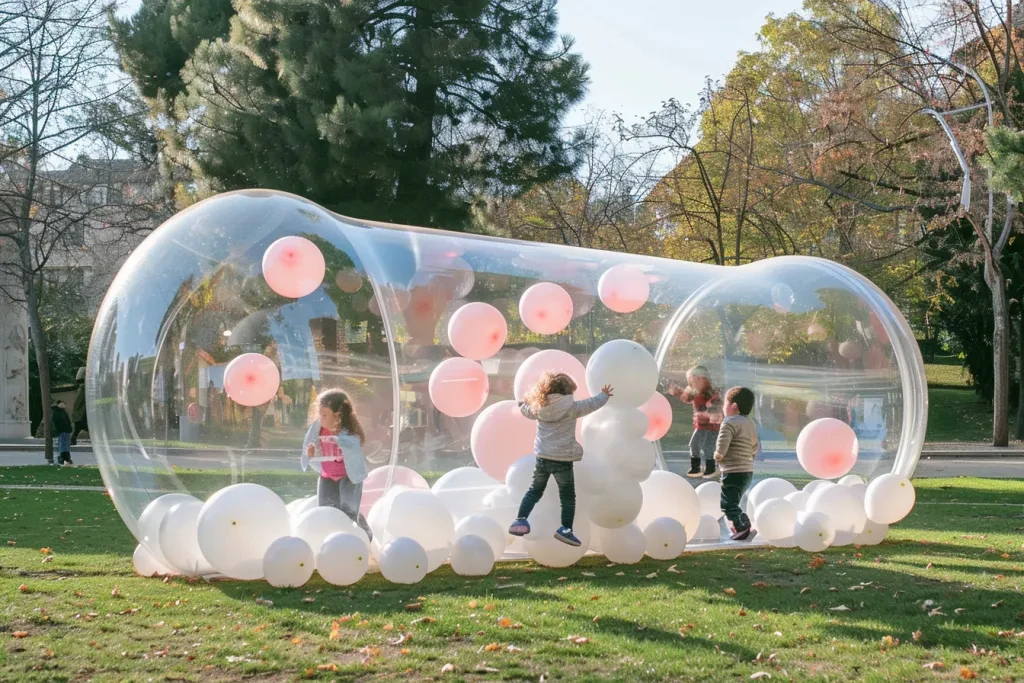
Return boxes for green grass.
[926,388,992,443]
[924,356,972,389]
[3,467,1024,681]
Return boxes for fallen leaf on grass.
[389,633,412,646]
[568,636,589,644]
[880,635,899,649]
[18,584,29,593]
[799,587,811,595]
[317,663,338,672]
[111,586,120,597]
[506,645,522,653]
[301,597,315,604]
[751,582,768,589]
[40,547,51,554]
[954,608,966,615]
[723,587,737,596]
[12,632,28,638]
[645,572,658,579]
[615,572,625,576]
[441,663,455,674]
[581,571,595,577]
[404,603,422,612]
[291,637,302,645]
[828,605,851,612]
[329,622,340,640]
[922,662,944,670]
[41,648,54,658]
[808,556,825,569]
[483,642,500,652]
[400,648,411,655]
[557,576,568,582]
[254,598,273,606]
[667,565,681,573]
[483,604,495,611]
[468,600,478,609]
[992,601,1003,609]
[960,666,977,679]
[738,609,747,617]
[913,630,923,642]
[410,617,436,625]
[751,673,772,680]
[383,623,394,632]
[41,556,53,564]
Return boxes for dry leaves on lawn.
[723,587,737,596]
[568,636,590,644]
[960,666,977,679]
[922,662,944,670]
[12,631,28,638]
[441,663,455,674]
[317,663,338,672]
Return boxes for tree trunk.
[987,260,1010,446]
[247,407,262,449]
[1016,308,1024,440]
[25,277,53,461]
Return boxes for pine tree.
[113,0,588,229]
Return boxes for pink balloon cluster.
[428,358,489,418]
[598,264,649,313]
[447,302,507,360]
[519,282,573,335]
[796,417,858,479]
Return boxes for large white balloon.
[838,474,865,487]
[589,479,643,528]
[196,484,291,580]
[695,481,724,520]
[431,467,503,521]
[316,532,370,586]
[636,471,701,536]
[853,518,889,546]
[585,340,659,408]
[450,535,495,576]
[691,514,722,543]
[603,437,656,481]
[596,523,646,564]
[864,474,916,524]
[783,490,809,512]
[504,455,537,498]
[525,521,590,567]
[455,515,506,560]
[159,500,214,577]
[138,493,198,569]
[806,484,866,546]
[794,511,835,552]
[747,478,798,515]
[803,479,834,496]
[601,408,649,440]
[379,537,429,584]
[574,455,612,495]
[133,543,171,577]
[293,506,369,552]
[753,498,798,546]
[262,536,315,588]
[480,487,519,529]
[286,495,316,517]
[372,489,455,571]
[643,517,687,560]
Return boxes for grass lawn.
[2,468,1023,681]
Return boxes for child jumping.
[508,372,613,547]
[301,389,372,540]
[714,386,759,540]
[669,365,721,478]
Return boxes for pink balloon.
[796,417,858,479]
[639,392,673,441]
[223,353,280,407]
[261,236,325,298]
[360,466,430,516]
[513,349,588,402]
[598,264,649,313]
[448,303,508,360]
[838,340,863,361]
[428,358,489,417]
[519,283,573,335]
[470,400,537,481]
[335,268,362,293]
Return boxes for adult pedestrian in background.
[71,367,89,445]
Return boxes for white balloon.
[864,474,916,525]
[450,535,495,576]
[691,514,722,543]
[379,537,429,584]
[262,536,315,588]
[596,523,646,564]
[838,474,865,487]
[589,479,643,528]
[802,479,834,496]
[293,506,369,553]
[197,484,291,580]
[602,408,649,439]
[133,543,170,577]
[585,340,659,408]
[316,532,369,586]
[795,511,835,552]
[374,489,455,572]
[159,500,214,577]
[574,456,612,495]
[643,517,687,560]
[431,467,503,522]
[853,518,889,546]
[525,521,590,567]
[504,455,537,498]
[138,493,198,569]
[753,498,798,545]
[695,481,724,519]
[455,515,506,561]
[286,496,314,516]
[747,478,798,515]
[289,496,319,522]
[636,471,701,536]
[783,490,809,512]
[806,484,866,546]
[604,437,656,481]
[480,487,519,529]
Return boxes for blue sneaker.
[509,518,531,536]
[554,527,582,547]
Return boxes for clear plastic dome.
[88,190,926,569]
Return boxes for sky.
[116,0,807,124]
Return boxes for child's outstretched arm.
[519,402,539,420]
[571,387,612,418]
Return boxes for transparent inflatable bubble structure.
[89,190,926,582]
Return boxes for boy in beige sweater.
[714,386,760,540]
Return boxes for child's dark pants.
[720,471,753,531]
[517,457,575,529]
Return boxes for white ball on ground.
[753,498,798,546]
[643,517,687,560]
[691,514,722,543]
[371,489,455,572]
[595,523,646,564]
[636,471,702,537]
[262,536,315,588]
[133,543,170,577]
[589,479,643,529]
[159,500,214,577]
[747,478,798,515]
[455,515,506,560]
[316,532,370,586]
[138,493,199,569]
[853,519,889,546]
[197,484,291,580]
[805,484,866,546]
[379,537,428,584]
[431,467,502,522]
[525,521,590,568]
[864,474,916,524]
[293,506,369,552]
[838,474,864,487]
[585,340,659,408]
[450,535,496,576]
[783,490,809,512]
[695,481,724,519]
[794,511,835,552]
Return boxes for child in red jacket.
[669,365,722,478]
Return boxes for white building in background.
[0,158,161,438]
